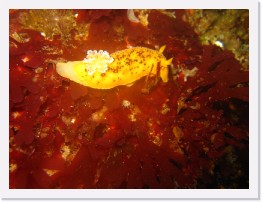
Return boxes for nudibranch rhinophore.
[56,46,173,89]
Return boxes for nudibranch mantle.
[56,46,173,89]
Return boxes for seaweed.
[9,9,249,189]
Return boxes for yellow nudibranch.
[56,46,173,89]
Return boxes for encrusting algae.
[56,46,173,89]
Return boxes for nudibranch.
[56,46,173,89]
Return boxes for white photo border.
[1,0,259,199]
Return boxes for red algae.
[9,9,249,189]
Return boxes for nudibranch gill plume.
[56,46,173,89]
